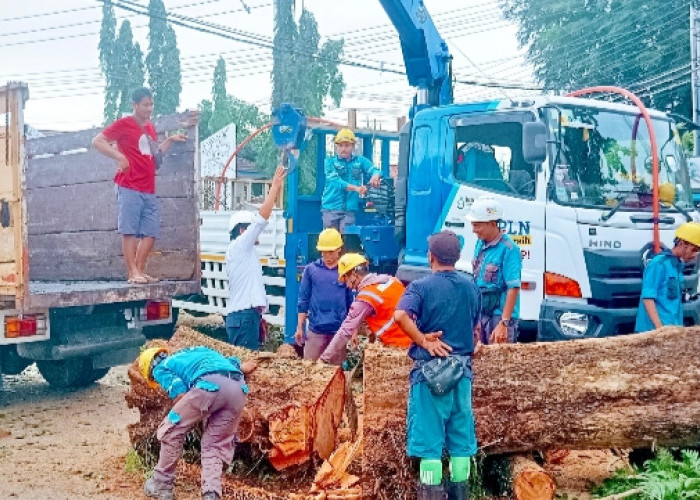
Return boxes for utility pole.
[347,108,357,129]
[691,5,700,155]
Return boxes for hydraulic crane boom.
[378,0,453,116]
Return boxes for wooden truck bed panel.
[24,112,200,288]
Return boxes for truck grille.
[584,248,698,308]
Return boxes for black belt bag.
[421,356,464,396]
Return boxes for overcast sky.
[1,0,535,131]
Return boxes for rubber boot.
[445,481,469,500]
[143,478,175,500]
[417,481,447,500]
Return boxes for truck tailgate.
[27,280,198,309]
[0,84,27,301]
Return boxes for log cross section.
[125,327,346,471]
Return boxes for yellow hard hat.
[338,253,368,278]
[658,182,675,205]
[675,222,700,247]
[138,347,168,389]
[316,228,343,251]
[334,128,356,144]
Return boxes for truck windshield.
[543,105,693,211]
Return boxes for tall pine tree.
[98,1,118,124]
[146,0,182,116]
[199,57,264,160]
[266,0,345,189]
[114,21,146,116]
[209,57,232,133]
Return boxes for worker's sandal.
[445,481,469,500]
[416,482,447,500]
[143,477,175,500]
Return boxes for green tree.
[271,1,345,113]
[146,0,182,115]
[198,99,214,142]
[98,1,118,124]
[199,57,265,161]
[501,0,691,116]
[209,57,233,134]
[264,0,345,190]
[114,21,145,116]
[99,9,145,124]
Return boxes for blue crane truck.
[275,0,700,344]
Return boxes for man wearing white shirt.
[225,165,286,349]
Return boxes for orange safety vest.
[356,277,411,348]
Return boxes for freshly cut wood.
[125,326,345,471]
[362,327,700,497]
[511,453,555,500]
[544,449,631,495]
[311,437,362,491]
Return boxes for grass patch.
[592,448,700,499]
[125,447,153,479]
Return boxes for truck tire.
[142,307,180,340]
[36,358,109,388]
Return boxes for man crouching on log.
[138,346,258,500]
[394,230,481,500]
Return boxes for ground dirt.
[0,312,613,499]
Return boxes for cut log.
[125,326,345,471]
[511,453,555,500]
[544,449,631,496]
[362,326,700,497]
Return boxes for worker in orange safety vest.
[319,253,411,365]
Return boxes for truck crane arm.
[378,0,453,115]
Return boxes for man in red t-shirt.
[92,87,187,284]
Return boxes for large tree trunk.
[125,326,345,471]
[362,326,700,497]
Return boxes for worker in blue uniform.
[635,222,700,332]
[394,230,480,500]
[321,128,381,233]
[467,196,521,345]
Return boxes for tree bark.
[125,326,345,471]
[361,326,700,497]
[511,454,555,500]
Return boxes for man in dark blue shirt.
[395,230,480,500]
[295,228,354,362]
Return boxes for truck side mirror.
[522,121,548,164]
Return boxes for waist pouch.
[420,356,464,396]
[480,286,502,315]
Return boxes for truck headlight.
[559,312,589,336]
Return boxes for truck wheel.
[36,358,107,388]
[142,307,180,340]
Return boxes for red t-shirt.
[102,116,157,194]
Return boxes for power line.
[0,0,272,38]
[20,0,539,93]
[0,5,98,23]
[520,3,687,78]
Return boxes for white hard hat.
[465,196,503,222]
[228,211,254,232]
